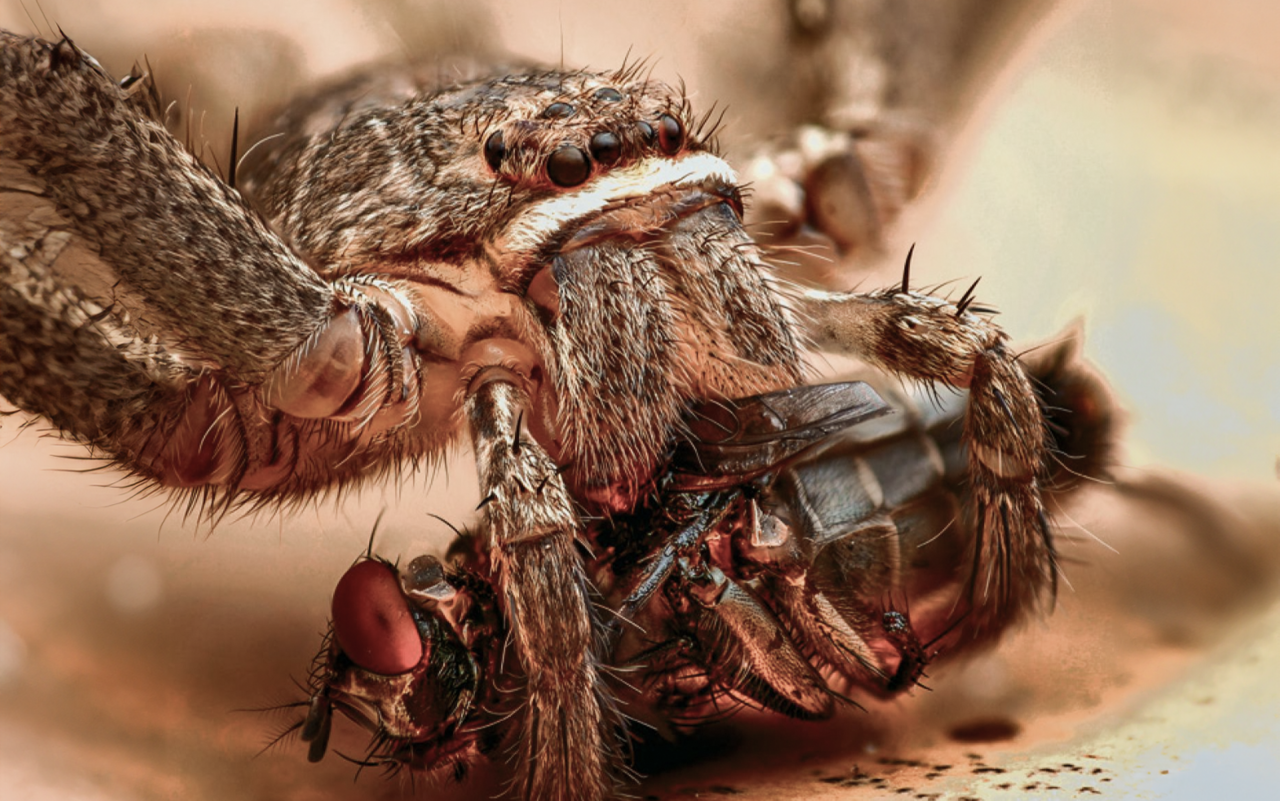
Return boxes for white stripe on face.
[498,152,739,255]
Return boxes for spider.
[5,1,1274,798]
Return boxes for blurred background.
[1,1,1278,798]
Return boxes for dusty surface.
[2,1,1280,799]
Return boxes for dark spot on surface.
[657,113,683,154]
[590,131,622,166]
[820,767,871,787]
[547,145,590,187]
[972,767,1006,775]
[543,102,575,119]
[949,718,1022,743]
[594,86,624,102]
[883,757,925,768]
[484,130,506,171]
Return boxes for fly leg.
[729,489,930,701]
[466,376,619,801]
[610,490,739,630]
[668,562,834,720]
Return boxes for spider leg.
[466,377,622,801]
[0,33,433,510]
[796,285,1056,634]
[738,1,1058,287]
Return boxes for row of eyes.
[482,87,686,188]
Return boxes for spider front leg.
[0,33,441,510]
[466,376,621,801]
[796,283,1055,633]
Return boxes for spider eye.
[542,101,576,119]
[635,120,656,147]
[547,145,591,187]
[331,559,424,675]
[484,130,507,172]
[589,131,622,167]
[657,114,683,155]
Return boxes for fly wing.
[669,381,892,489]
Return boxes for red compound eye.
[331,559,424,675]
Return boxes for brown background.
[2,1,1279,798]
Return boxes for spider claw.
[955,276,981,316]
[900,242,916,294]
[228,107,240,189]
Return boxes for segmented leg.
[673,563,834,719]
[466,377,621,801]
[738,1,1059,284]
[0,33,432,510]
[797,285,1055,633]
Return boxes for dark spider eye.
[543,102,575,119]
[547,145,591,187]
[589,131,622,167]
[484,130,506,172]
[635,120,656,147]
[593,87,624,102]
[331,560,424,675]
[657,114,683,155]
